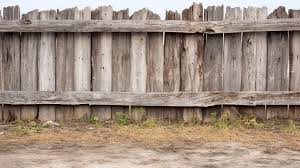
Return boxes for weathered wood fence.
[0,3,300,122]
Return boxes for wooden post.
[56,8,75,122]
[223,7,242,120]
[130,9,148,121]
[267,7,289,119]
[91,6,113,121]
[289,9,300,119]
[20,10,39,121]
[2,6,21,122]
[163,11,182,121]
[203,6,224,122]
[73,8,91,120]
[0,10,2,122]
[111,9,131,120]
[181,3,204,122]
[240,7,268,119]
[146,10,164,120]
[38,10,56,122]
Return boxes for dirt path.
[1,143,300,168]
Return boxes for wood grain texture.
[289,9,300,119]
[203,5,224,122]
[38,10,57,122]
[240,7,268,119]
[129,9,148,121]
[111,9,131,120]
[2,6,21,122]
[0,91,299,107]
[73,7,91,120]
[146,10,164,120]
[267,7,289,119]
[181,3,204,122]
[91,6,113,121]
[163,11,182,121]
[223,7,242,120]
[20,10,39,121]
[3,18,300,33]
[55,8,75,122]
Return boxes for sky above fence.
[0,0,299,18]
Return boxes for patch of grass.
[142,119,157,128]
[211,112,231,130]
[236,115,264,129]
[14,121,43,135]
[284,120,298,133]
[89,117,102,128]
[116,112,130,126]
[191,116,201,125]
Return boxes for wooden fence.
[0,3,300,123]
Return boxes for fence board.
[0,10,2,122]
[146,11,164,120]
[20,10,39,121]
[91,6,113,121]
[130,9,148,121]
[289,9,300,119]
[181,3,204,122]
[2,6,21,122]
[223,7,242,119]
[267,7,289,119]
[37,10,56,122]
[0,91,300,106]
[112,9,131,120]
[203,5,224,122]
[240,7,268,119]
[163,11,182,121]
[56,8,75,122]
[73,8,91,120]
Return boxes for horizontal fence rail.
[0,91,299,107]
[0,18,300,33]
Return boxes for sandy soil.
[0,143,300,168]
[0,122,300,168]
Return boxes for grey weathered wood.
[38,10,57,122]
[267,7,289,119]
[289,9,300,119]
[163,11,182,121]
[73,7,91,120]
[2,6,21,122]
[129,9,148,121]
[91,6,113,121]
[223,7,242,120]
[55,8,75,122]
[20,10,39,121]
[3,18,300,33]
[111,9,131,120]
[146,10,164,120]
[240,7,268,119]
[181,3,204,122]
[203,5,224,122]
[0,10,2,122]
[0,91,300,107]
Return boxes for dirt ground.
[0,121,300,168]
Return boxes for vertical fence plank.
[223,7,242,119]
[203,6,224,122]
[73,8,91,120]
[2,6,20,122]
[240,7,268,119]
[38,10,56,122]
[146,11,164,120]
[91,6,113,121]
[180,3,204,122]
[289,9,300,119]
[20,10,39,121]
[112,9,131,120]
[0,10,2,122]
[163,11,182,121]
[56,8,75,122]
[130,9,147,121]
[267,7,289,119]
